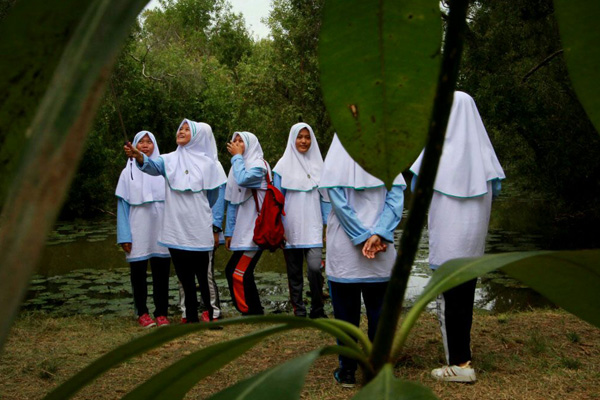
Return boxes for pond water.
[23,193,598,319]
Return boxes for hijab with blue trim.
[115,131,165,205]
[273,123,323,191]
[161,119,227,192]
[409,91,505,198]
[319,134,406,195]
[224,131,268,205]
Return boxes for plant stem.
[368,0,470,379]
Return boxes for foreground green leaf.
[392,251,551,357]
[318,0,442,186]
[123,325,291,400]
[0,0,148,352]
[44,315,369,400]
[392,250,600,358]
[352,364,437,400]
[501,250,600,328]
[208,350,322,400]
[554,0,600,135]
[0,0,89,204]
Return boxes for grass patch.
[566,331,581,343]
[559,356,582,370]
[0,309,599,399]
[526,331,548,355]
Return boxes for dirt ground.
[0,309,599,399]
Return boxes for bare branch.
[522,49,564,83]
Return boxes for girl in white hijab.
[410,91,505,382]
[116,131,170,328]
[272,122,330,319]
[124,119,227,324]
[223,131,270,315]
[320,134,407,387]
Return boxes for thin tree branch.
[368,0,470,380]
[522,49,564,83]
[128,52,165,82]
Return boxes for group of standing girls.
[115,90,504,387]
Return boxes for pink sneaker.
[156,316,170,327]
[138,313,156,328]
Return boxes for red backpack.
[252,161,286,252]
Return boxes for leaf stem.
[368,0,470,378]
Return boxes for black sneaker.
[333,368,356,388]
[309,311,328,319]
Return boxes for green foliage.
[0,0,149,356]
[318,0,442,186]
[352,364,437,400]
[553,0,600,135]
[0,0,91,206]
[2,0,600,399]
[43,315,370,400]
[0,0,17,21]
[208,350,322,400]
[392,250,600,359]
[122,325,292,400]
[64,0,336,216]
[460,0,600,208]
[237,0,332,161]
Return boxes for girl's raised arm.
[124,142,144,165]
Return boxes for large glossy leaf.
[352,364,437,400]
[554,0,600,135]
[207,350,322,400]
[392,250,600,358]
[391,251,551,357]
[123,325,291,400]
[500,250,600,328]
[318,0,442,186]
[0,0,152,352]
[0,0,89,204]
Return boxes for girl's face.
[233,135,245,154]
[136,134,154,156]
[295,128,311,153]
[176,122,192,146]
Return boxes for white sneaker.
[431,362,477,382]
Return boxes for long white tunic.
[428,182,493,267]
[282,189,324,248]
[326,186,400,283]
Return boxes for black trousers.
[169,248,217,323]
[436,278,477,365]
[225,250,264,315]
[283,248,325,317]
[329,280,388,373]
[129,257,171,318]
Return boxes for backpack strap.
[251,189,260,214]
[251,160,271,215]
[261,159,272,185]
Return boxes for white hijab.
[273,123,323,191]
[161,119,227,192]
[319,134,406,195]
[115,131,165,205]
[410,91,505,198]
[224,131,268,205]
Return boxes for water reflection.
[27,198,575,318]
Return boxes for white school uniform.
[273,123,325,248]
[320,134,406,282]
[115,131,169,261]
[224,132,268,250]
[410,91,505,266]
[157,119,227,250]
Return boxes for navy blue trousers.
[329,280,388,372]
